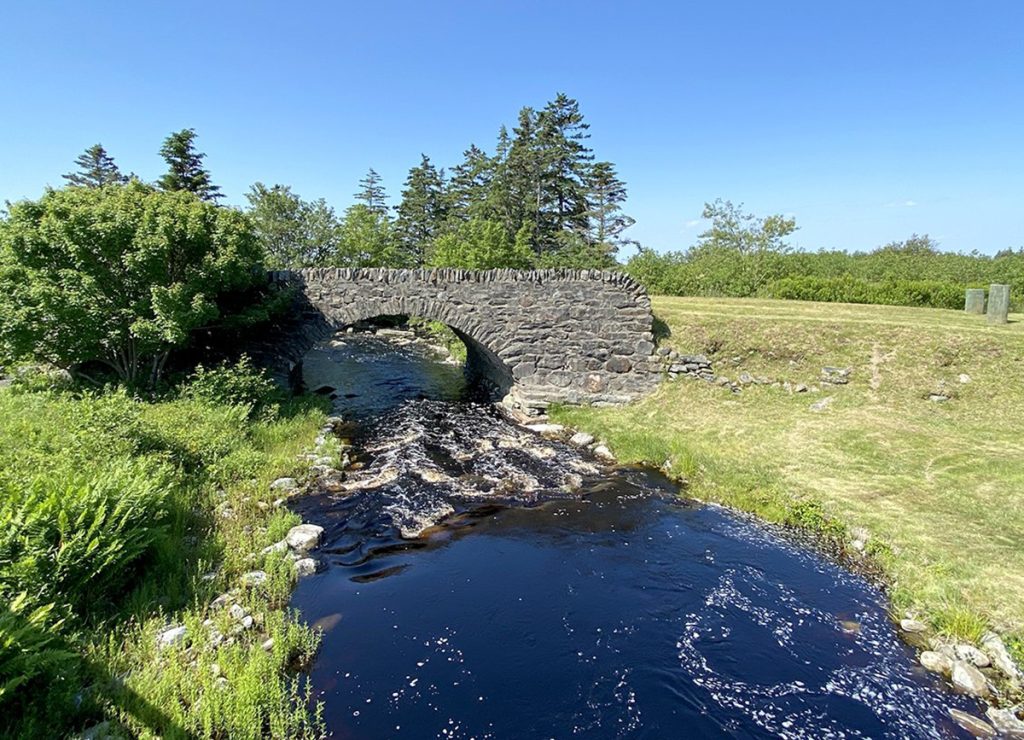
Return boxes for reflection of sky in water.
[290,331,980,739]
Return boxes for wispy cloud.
[884,199,918,208]
[684,219,702,228]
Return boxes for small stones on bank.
[949,708,996,737]
[986,707,1024,737]
[294,557,318,577]
[286,524,324,552]
[920,650,954,675]
[982,632,1022,685]
[593,445,615,462]
[901,618,928,634]
[809,396,835,413]
[269,477,298,491]
[156,625,188,649]
[525,423,565,436]
[241,570,268,587]
[952,660,990,697]
[569,432,595,447]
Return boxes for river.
[289,328,980,738]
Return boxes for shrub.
[762,276,967,309]
[181,356,283,420]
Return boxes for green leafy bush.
[181,355,283,420]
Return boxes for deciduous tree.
[0,182,261,385]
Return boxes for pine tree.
[62,144,127,187]
[585,161,635,260]
[354,168,389,216]
[157,129,221,201]
[395,155,448,266]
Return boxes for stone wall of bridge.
[268,268,661,413]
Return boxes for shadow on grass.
[652,314,672,344]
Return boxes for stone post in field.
[964,288,986,314]
[986,284,1010,324]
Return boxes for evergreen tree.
[585,161,635,260]
[536,93,593,248]
[395,155,448,266]
[62,144,127,187]
[497,107,544,249]
[447,145,497,223]
[157,129,221,201]
[354,168,389,216]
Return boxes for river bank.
[550,295,1024,717]
[0,369,332,738]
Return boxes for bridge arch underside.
[276,268,661,414]
[303,296,516,401]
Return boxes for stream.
[289,329,981,738]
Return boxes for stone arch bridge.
[265,268,660,413]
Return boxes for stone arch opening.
[313,296,516,403]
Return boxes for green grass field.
[553,296,1024,659]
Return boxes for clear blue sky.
[2,1,1021,256]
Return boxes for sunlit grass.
[553,296,1024,661]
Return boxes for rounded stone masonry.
[987,284,1010,324]
[964,288,986,315]
[266,268,661,413]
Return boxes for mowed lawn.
[553,296,1024,655]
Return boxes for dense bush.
[180,355,283,420]
[626,239,1024,310]
[762,276,969,309]
[0,182,264,387]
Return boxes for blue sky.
[1,1,1021,256]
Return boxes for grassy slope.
[553,296,1024,655]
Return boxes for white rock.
[156,625,188,649]
[261,638,275,652]
[228,603,247,621]
[900,618,928,633]
[294,557,318,577]
[569,432,595,447]
[240,615,254,630]
[286,523,325,552]
[951,660,990,697]
[986,707,1024,737]
[261,539,288,556]
[241,570,268,587]
[954,643,991,668]
[981,631,1023,681]
[270,477,298,491]
[959,374,972,384]
[809,396,834,412]
[526,423,565,436]
[948,708,995,737]
[210,662,222,677]
[593,445,615,461]
[210,593,233,610]
[920,650,952,674]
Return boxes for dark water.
[291,331,979,738]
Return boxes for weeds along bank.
[0,362,333,738]
[552,296,1024,674]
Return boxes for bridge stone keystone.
[268,268,660,413]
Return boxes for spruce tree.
[585,161,635,260]
[395,155,447,266]
[536,93,593,249]
[157,129,221,201]
[62,144,127,187]
[354,168,389,216]
[447,145,497,223]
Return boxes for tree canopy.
[0,182,262,385]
